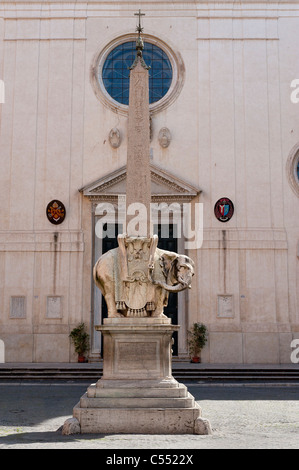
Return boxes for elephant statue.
[93,234,195,318]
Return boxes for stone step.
[72,402,209,434]
[87,383,188,398]
[79,392,195,409]
[0,366,299,382]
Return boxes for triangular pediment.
[79,164,200,202]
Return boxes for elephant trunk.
[177,275,191,289]
[153,280,188,292]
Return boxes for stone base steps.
[71,401,209,435]
[64,380,212,435]
[0,365,298,382]
[80,391,195,409]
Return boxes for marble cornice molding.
[3,0,299,4]
[2,2,299,23]
[201,228,288,251]
[0,230,85,252]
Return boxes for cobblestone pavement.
[0,382,298,449]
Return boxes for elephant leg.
[104,293,123,318]
[152,309,167,318]
[152,288,167,318]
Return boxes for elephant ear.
[160,252,178,279]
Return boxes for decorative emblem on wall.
[108,128,121,149]
[46,200,66,225]
[214,198,234,222]
[158,127,171,148]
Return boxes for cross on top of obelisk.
[130,10,150,70]
[134,9,145,36]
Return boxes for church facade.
[0,0,298,363]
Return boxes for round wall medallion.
[286,143,299,197]
[108,127,121,149]
[158,127,171,148]
[46,200,66,225]
[214,198,234,223]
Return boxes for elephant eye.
[179,266,187,273]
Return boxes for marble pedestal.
[62,318,211,435]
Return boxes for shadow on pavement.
[0,428,109,446]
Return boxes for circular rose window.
[102,41,172,106]
[91,34,185,116]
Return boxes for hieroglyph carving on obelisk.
[126,16,151,238]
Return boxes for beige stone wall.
[0,1,298,363]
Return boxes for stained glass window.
[101,41,173,105]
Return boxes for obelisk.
[62,11,212,436]
[125,11,151,237]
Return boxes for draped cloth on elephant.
[115,235,163,317]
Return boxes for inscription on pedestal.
[116,340,159,372]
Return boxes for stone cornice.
[1,1,299,12]
[2,2,299,25]
[0,230,85,252]
[3,0,299,4]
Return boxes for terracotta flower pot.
[191,356,201,363]
[78,355,86,363]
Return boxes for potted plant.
[69,323,90,363]
[188,323,208,363]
